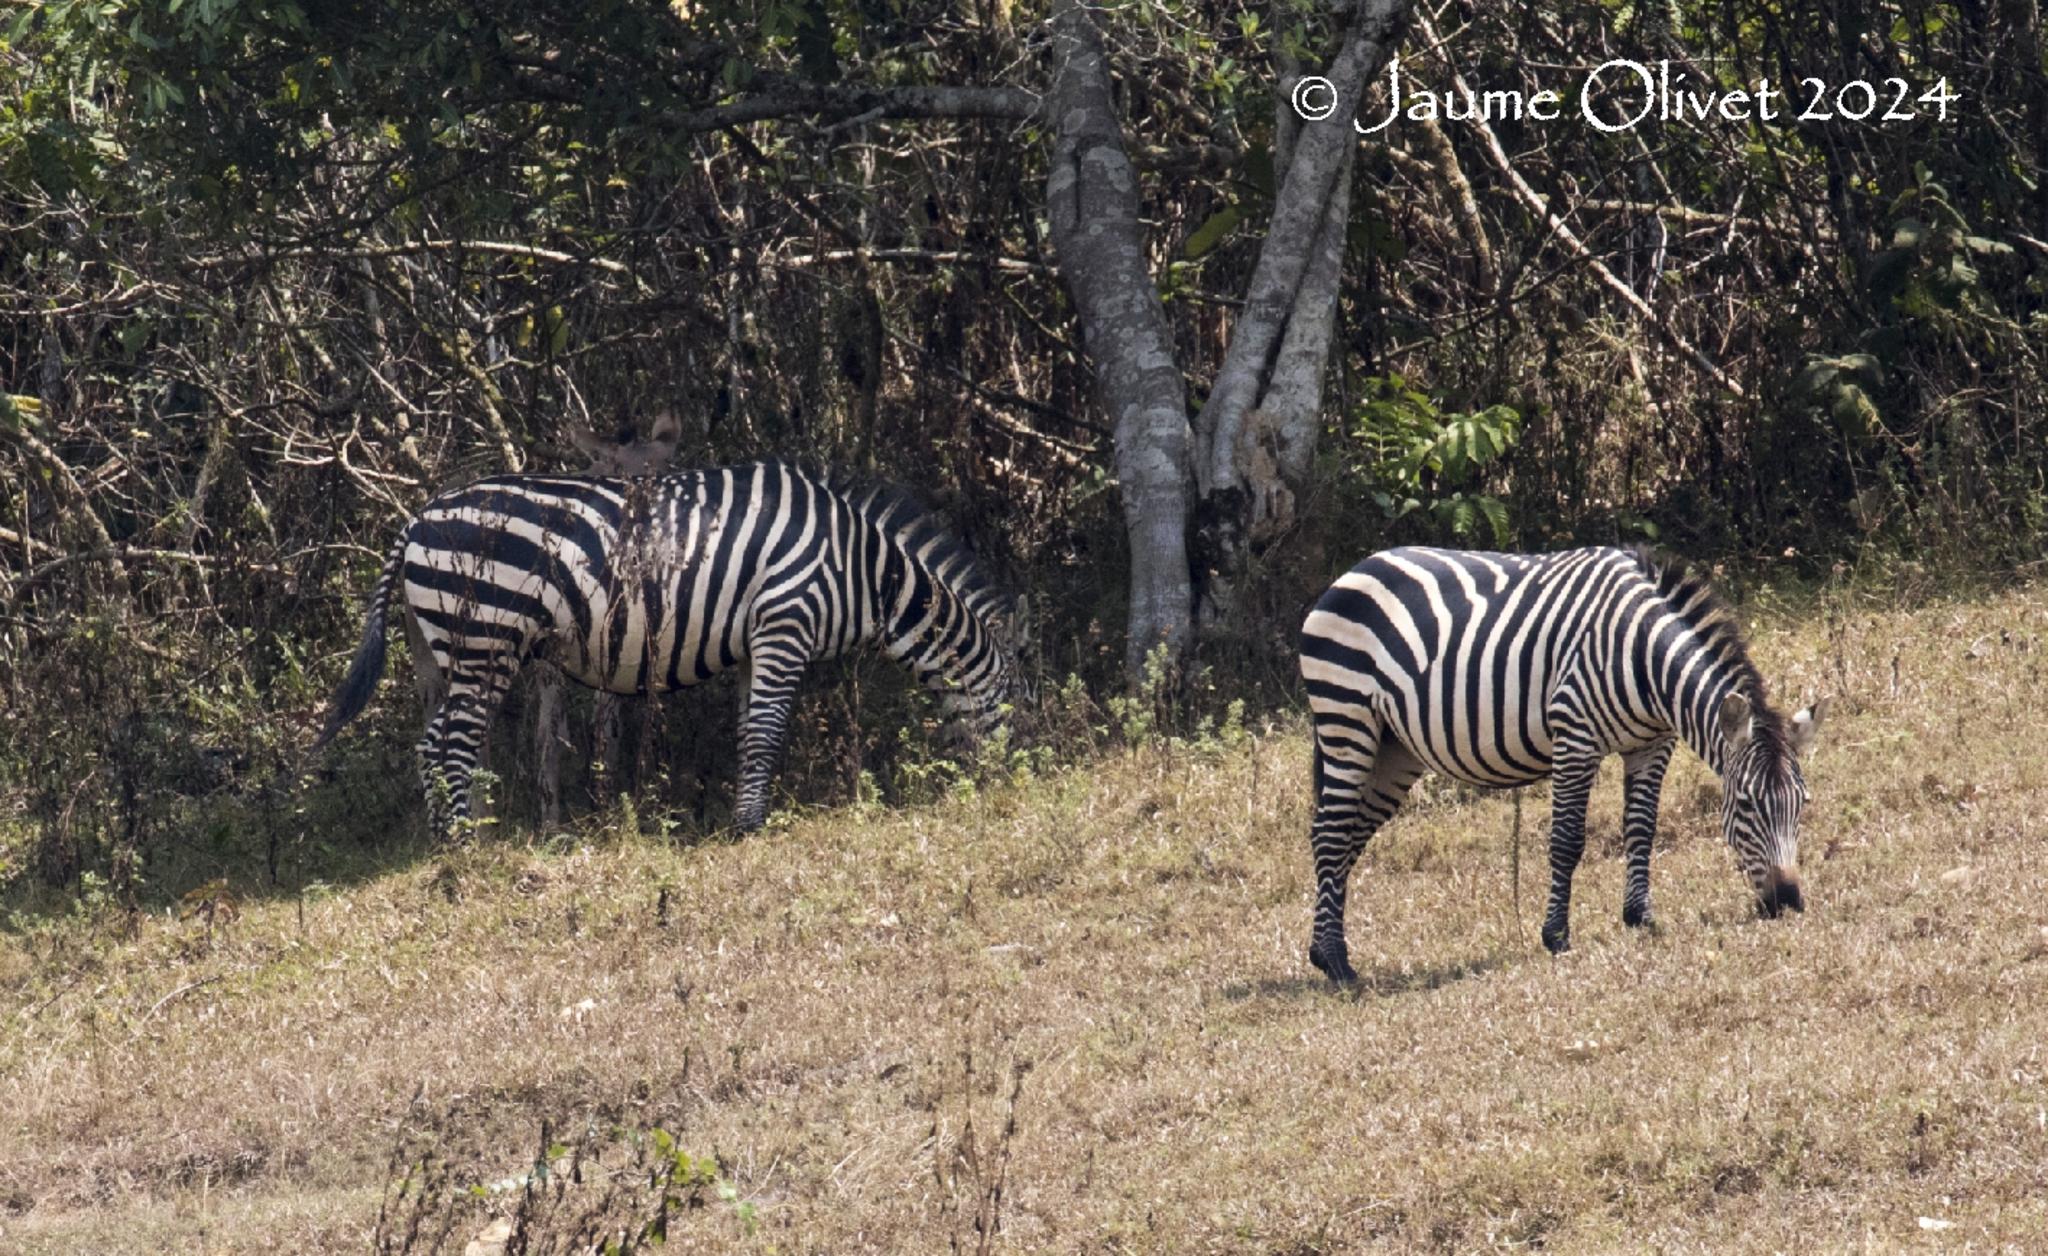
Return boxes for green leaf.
[1865,247,1916,303]
[1830,383,1881,436]
[1182,205,1242,259]
[1792,359,1841,397]
[2,394,44,432]
[1476,495,1510,544]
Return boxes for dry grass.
[4,581,2047,1252]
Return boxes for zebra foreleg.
[1540,750,1603,954]
[1620,739,1675,929]
[733,633,812,832]
[1307,732,1421,985]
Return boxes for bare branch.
[775,247,1050,274]
[190,238,641,281]
[1417,14,1747,400]
[670,83,1040,133]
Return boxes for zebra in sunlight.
[317,457,1024,839]
[1298,545,1827,984]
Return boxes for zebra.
[315,460,1023,839]
[1298,545,1826,983]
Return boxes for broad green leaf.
[1182,205,1242,259]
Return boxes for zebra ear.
[1719,692,1753,754]
[645,410,682,463]
[1789,698,1828,756]
[567,423,609,463]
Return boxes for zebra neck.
[882,570,957,663]
[886,629,957,680]
[1669,649,1741,778]
[882,581,1005,711]
[885,612,975,692]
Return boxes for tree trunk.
[1044,0,1195,674]
[1192,0,1413,625]
[1252,142,1354,529]
[1258,48,1361,498]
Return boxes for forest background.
[2,0,2044,898]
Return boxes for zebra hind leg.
[416,707,452,838]
[1307,728,1422,985]
[418,657,520,843]
[418,692,485,843]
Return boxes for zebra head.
[920,596,1029,750]
[866,491,1027,749]
[1717,691,1827,917]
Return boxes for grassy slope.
[3,584,2046,1253]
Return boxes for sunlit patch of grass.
[2,581,2046,1251]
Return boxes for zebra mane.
[826,469,1013,628]
[1626,545,1791,750]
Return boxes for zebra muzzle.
[1757,864,1804,918]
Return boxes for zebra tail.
[314,534,407,750]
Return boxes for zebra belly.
[1382,699,1557,788]
[549,583,745,697]
[402,474,751,695]
[1304,630,1560,788]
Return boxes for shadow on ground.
[1219,949,1518,1003]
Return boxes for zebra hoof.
[1622,902,1655,929]
[1308,940,1357,985]
[1541,924,1571,955]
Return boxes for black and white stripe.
[1298,546,1825,983]
[316,461,1021,837]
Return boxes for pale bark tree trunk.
[1191,0,1413,625]
[1248,138,1354,540]
[1255,46,1357,502]
[1044,0,1195,673]
[1037,0,1413,667]
[532,664,565,829]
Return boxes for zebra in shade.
[1298,545,1826,983]
[316,460,1023,838]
